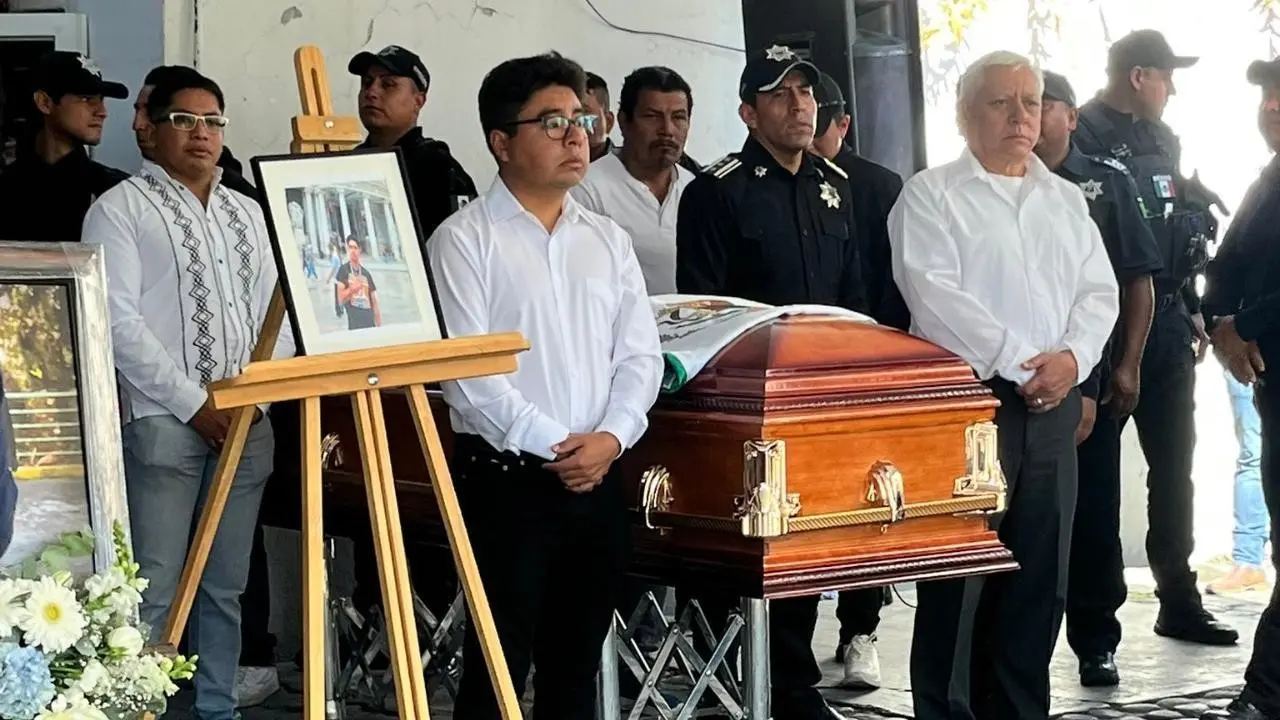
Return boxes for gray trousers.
[910,380,1081,720]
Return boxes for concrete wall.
[181,0,749,186]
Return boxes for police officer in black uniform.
[677,44,864,720]
[0,51,129,242]
[809,69,902,689]
[1202,57,1280,720]
[1036,70,1165,686]
[1072,29,1238,666]
[349,45,478,239]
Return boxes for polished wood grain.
[308,317,1017,598]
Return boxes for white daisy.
[20,577,87,653]
[0,578,30,639]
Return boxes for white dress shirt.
[84,161,294,424]
[888,149,1119,386]
[570,153,693,295]
[427,178,663,461]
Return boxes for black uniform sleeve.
[1203,180,1264,323]
[1107,168,1163,282]
[408,154,478,240]
[1236,291,1280,342]
[838,178,868,314]
[868,172,908,328]
[675,175,735,295]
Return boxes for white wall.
[185,0,749,183]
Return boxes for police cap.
[348,45,430,92]
[1248,58,1280,87]
[739,44,820,103]
[1041,70,1076,107]
[1107,29,1198,75]
[31,51,128,100]
[814,72,846,133]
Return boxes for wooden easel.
[161,46,525,720]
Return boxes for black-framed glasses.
[161,112,230,132]
[508,113,598,140]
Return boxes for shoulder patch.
[703,154,742,180]
[819,156,848,180]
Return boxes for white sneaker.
[235,666,280,708]
[838,635,881,689]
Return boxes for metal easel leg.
[598,624,621,720]
[323,537,346,720]
[741,598,771,720]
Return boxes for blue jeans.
[123,414,274,720]
[1227,372,1268,567]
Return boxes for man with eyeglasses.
[83,66,294,720]
[133,65,257,199]
[427,51,661,720]
[675,45,867,720]
[0,51,130,242]
[350,45,477,241]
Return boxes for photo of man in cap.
[0,51,130,243]
[349,44,478,244]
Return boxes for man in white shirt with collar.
[83,66,293,720]
[889,51,1118,720]
[427,51,662,720]
[571,65,695,294]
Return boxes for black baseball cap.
[814,72,846,133]
[348,45,430,92]
[1248,58,1280,87]
[739,44,820,103]
[31,51,128,100]
[1042,70,1076,107]
[1107,29,1198,75]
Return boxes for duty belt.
[1156,293,1181,314]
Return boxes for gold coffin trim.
[634,421,1006,537]
[640,494,999,534]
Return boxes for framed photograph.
[252,149,446,356]
[0,242,129,573]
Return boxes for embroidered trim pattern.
[218,189,257,335]
[140,173,218,384]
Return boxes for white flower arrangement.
[0,524,196,720]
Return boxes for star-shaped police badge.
[78,54,104,78]
[754,166,767,178]
[765,45,795,62]
[1078,179,1103,201]
[820,181,841,209]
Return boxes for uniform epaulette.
[818,156,848,180]
[703,154,742,180]
[1092,155,1133,178]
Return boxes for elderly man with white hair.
[889,51,1119,719]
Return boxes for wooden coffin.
[292,315,1016,599]
[617,315,1017,598]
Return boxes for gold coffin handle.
[866,461,907,524]
[638,465,674,531]
[953,421,1009,514]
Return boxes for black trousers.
[451,435,630,720]
[911,380,1079,720]
[681,591,829,720]
[1066,309,1200,657]
[836,588,885,643]
[238,520,277,667]
[1240,379,1280,715]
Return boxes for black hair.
[618,65,692,119]
[478,51,588,154]
[585,71,610,107]
[145,67,225,123]
[143,65,188,88]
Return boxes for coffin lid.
[666,315,991,415]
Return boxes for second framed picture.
[252,149,445,356]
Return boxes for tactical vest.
[1076,108,1212,295]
